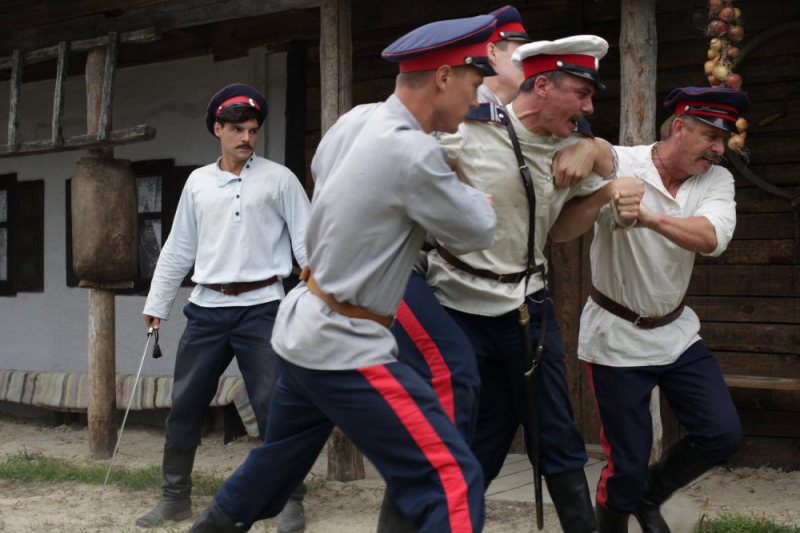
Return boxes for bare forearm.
[550,188,610,242]
[639,212,717,253]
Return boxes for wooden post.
[320,0,364,482]
[619,0,661,462]
[85,45,116,459]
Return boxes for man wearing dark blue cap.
[189,15,498,533]
[552,86,751,532]
[139,83,311,531]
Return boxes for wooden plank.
[689,265,800,297]
[7,50,21,152]
[51,41,69,147]
[733,213,797,240]
[696,239,797,265]
[729,435,800,470]
[739,408,800,438]
[0,28,160,70]
[0,124,156,159]
[716,352,800,381]
[733,186,796,214]
[689,296,800,324]
[0,0,320,54]
[701,322,800,356]
[97,32,118,141]
[730,387,800,412]
[725,374,800,392]
[733,163,800,189]
[88,286,116,459]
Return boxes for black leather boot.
[376,488,416,533]
[278,483,308,533]
[136,445,197,527]
[634,437,714,533]
[546,469,598,533]
[595,504,629,533]
[189,501,249,532]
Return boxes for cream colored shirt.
[426,102,607,316]
[578,144,736,367]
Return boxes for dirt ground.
[0,413,798,533]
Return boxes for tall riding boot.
[634,437,714,533]
[278,483,308,533]
[136,445,197,527]
[546,469,598,533]
[189,501,248,532]
[595,504,629,533]
[376,488,416,533]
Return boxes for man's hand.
[486,193,494,207]
[609,177,644,226]
[552,139,596,189]
[143,314,161,331]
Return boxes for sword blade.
[100,331,152,495]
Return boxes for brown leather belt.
[590,286,685,329]
[436,246,531,284]
[300,267,394,328]
[202,276,278,296]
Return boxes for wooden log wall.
[296,0,800,470]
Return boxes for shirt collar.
[385,94,424,132]
[215,155,257,187]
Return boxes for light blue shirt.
[143,155,310,319]
[272,95,496,370]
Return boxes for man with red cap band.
[189,15,498,533]
[552,86,751,532]
[418,34,647,532]
[376,8,535,532]
[139,83,311,531]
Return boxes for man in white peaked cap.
[423,35,645,532]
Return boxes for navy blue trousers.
[392,272,481,441]
[215,358,485,533]
[165,301,280,449]
[585,340,741,513]
[447,291,589,487]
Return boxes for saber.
[101,327,157,495]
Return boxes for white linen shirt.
[578,143,737,367]
[143,155,310,319]
[426,102,607,316]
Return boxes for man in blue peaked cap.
[552,86,751,532]
[139,83,311,531]
[189,15,500,533]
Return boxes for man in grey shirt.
[189,15,498,533]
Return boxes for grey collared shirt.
[272,94,496,370]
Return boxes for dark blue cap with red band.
[381,15,498,76]
[205,83,268,136]
[664,87,751,133]
[489,5,531,43]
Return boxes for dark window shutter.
[15,180,44,292]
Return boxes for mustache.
[700,151,723,164]
[236,144,252,150]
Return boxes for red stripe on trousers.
[584,361,615,509]
[396,300,456,423]
[359,364,473,533]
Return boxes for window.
[0,174,44,296]
[66,159,196,294]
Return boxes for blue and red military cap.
[381,15,498,76]
[663,86,751,133]
[205,83,268,136]
[488,6,531,43]
[512,35,608,89]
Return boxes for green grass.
[0,448,225,495]
[698,513,800,532]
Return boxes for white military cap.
[511,35,609,89]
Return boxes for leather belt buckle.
[497,273,512,283]
[219,283,230,294]
[633,315,649,328]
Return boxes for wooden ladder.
[0,29,160,159]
